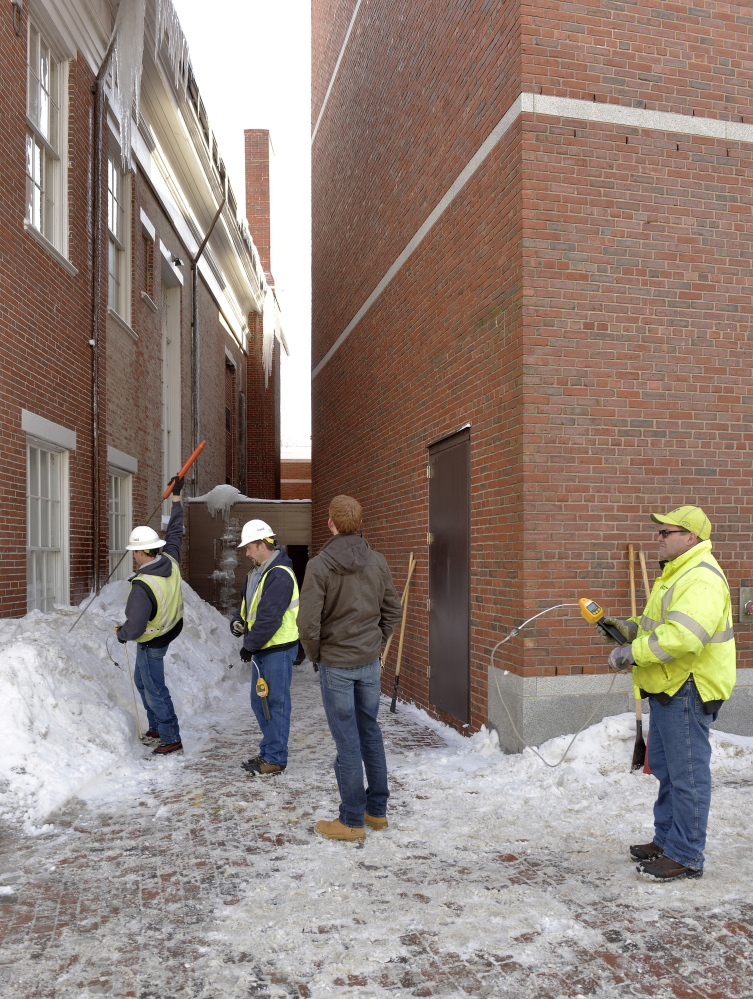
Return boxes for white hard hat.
[237,519,275,548]
[126,525,166,551]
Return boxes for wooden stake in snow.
[389,554,417,714]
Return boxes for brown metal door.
[428,429,470,722]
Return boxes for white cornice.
[29,0,110,71]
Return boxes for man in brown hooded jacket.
[298,495,402,841]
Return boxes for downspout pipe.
[190,188,226,497]
[89,26,118,595]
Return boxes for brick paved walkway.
[0,664,751,998]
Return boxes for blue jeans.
[251,647,295,766]
[318,660,390,828]
[648,678,718,871]
[133,643,181,744]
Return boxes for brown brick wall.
[312,0,753,733]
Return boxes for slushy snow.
[1,586,753,997]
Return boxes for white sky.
[172,0,312,454]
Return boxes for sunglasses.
[657,529,688,539]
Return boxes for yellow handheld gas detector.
[579,598,628,645]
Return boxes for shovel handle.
[162,441,206,498]
[628,544,637,617]
[638,550,651,602]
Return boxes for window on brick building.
[27,443,68,612]
[25,23,65,248]
[108,470,132,581]
[107,155,130,319]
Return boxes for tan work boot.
[364,813,388,831]
[315,819,365,842]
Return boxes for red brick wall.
[0,7,102,613]
[311,0,360,129]
[312,0,522,364]
[1,9,273,617]
[281,459,311,500]
[312,0,753,733]
[521,0,752,118]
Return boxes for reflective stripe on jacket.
[132,555,184,642]
[241,564,299,649]
[629,540,735,702]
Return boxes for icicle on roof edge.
[112,0,146,173]
[154,0,190,99]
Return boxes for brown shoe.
[364,813,388,831]
[152,741,183,755]
[637,854,702,881]
[315,819,365,842]
[242,758,286,776]
[629,841,663,862]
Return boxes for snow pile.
[0,579,239,831]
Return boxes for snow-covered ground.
[0,580,241,831]
[1,587,753,997]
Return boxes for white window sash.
[108,469,132,581]
[26,442,69,611]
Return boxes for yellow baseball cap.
[650,505,711,541]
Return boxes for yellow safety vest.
[240,562,299,649]
[629,541,735,702]
[132,555,184,642]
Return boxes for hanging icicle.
[154,0,190,99]
[112,0,146,172]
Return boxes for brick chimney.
[244,129,274,284]
[244,128,280,498]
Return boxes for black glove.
[240,646,254,662]
[115,625,126,644]
[603,617,638,643]
[168,473,184,496]
[230,619,245,637]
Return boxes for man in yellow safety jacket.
[116,475,185,755]
[605,506,735,881]
[231,519,299,776]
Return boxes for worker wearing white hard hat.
[116,474,186,756]
[231,519,300,776]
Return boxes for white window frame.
[26,438,70,612]
[107,152,131,320]
[25,20,67,251]
[108,466,133,581]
